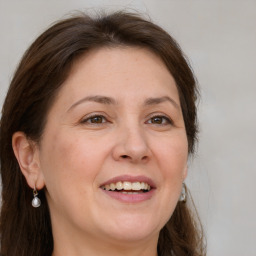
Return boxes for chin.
[99,213,161,243]
[106,227,158,244]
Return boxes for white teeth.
[132,182,141,190]
[123,181,132,190]
[101,181,151,191]
[121,191,140,194]
[110,183,116,191]
[116,181,123,190]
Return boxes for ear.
[182,165,188,181]
[12,131,45,190]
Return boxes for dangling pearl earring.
[32,186,41,208]
[179,183,187,203]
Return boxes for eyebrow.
[68,95,179,112]
[144,96,180,109]
[68,95,117,112]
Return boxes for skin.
[13,46,188,256]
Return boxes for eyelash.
[80,114,173,126]
[80,114,108,125]
[146,115,173,126]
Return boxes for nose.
[112,124,151,164]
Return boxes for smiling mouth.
[101,181,151,194]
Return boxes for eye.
[81,115,107,124]
[147,115,173,125]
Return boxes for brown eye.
[151,117,164,124]
[90,116,104,123]
[147,115,172,125]
[81,115,107,124]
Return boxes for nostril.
[120,155,148,161]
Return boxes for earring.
[179,183,187,203]
[32,186,41,208]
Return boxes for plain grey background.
[0,1,256,255]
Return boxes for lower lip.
[101,189,155,203]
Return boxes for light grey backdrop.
[1,1,255,255]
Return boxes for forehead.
[54,46,180,108]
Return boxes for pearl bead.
[32,197,41,208]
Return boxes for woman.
[0,11,205,256]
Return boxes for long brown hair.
[0,11,205,256]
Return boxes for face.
[36,47,188,245]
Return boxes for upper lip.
[100,175,156,189]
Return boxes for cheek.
[156,133,188,177]
[153,133,188,208]
[39,131,106,203]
